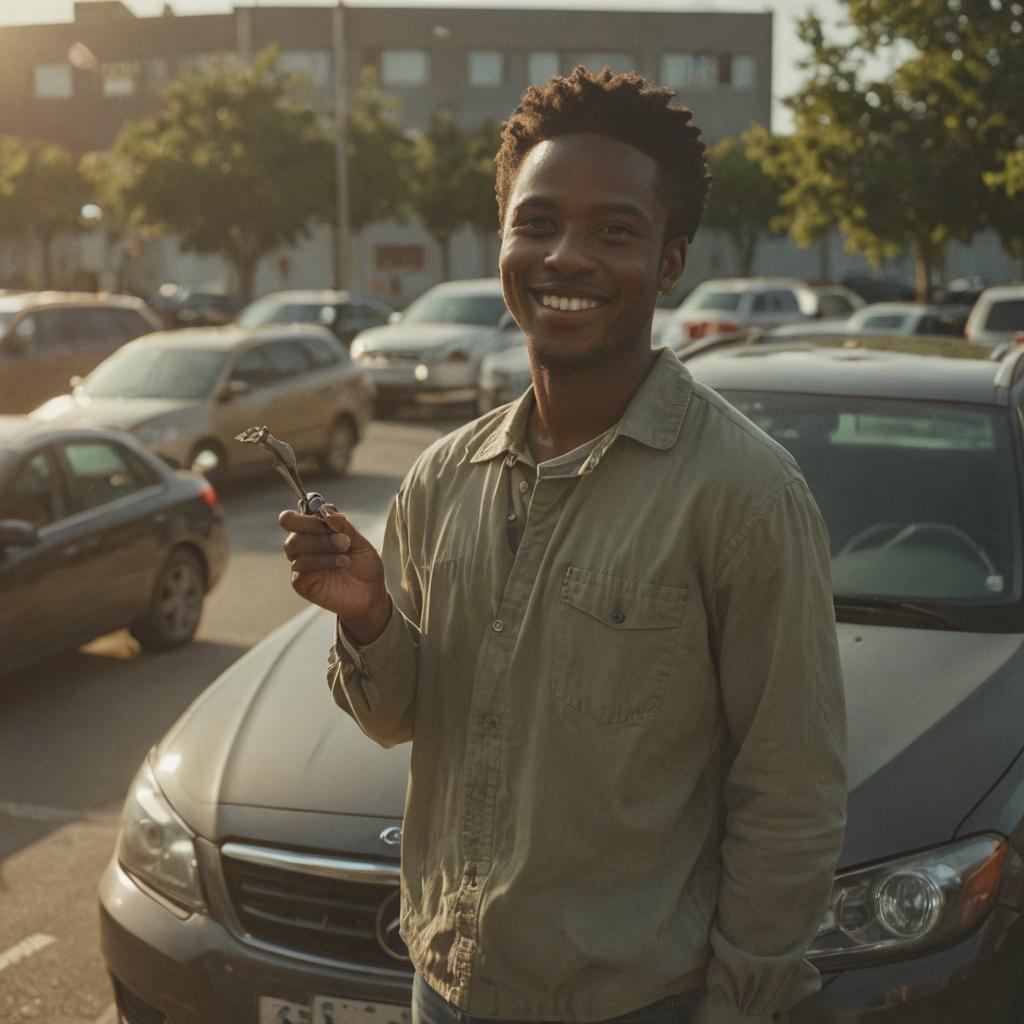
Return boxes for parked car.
[99,335,1024,1023]
[350,279,518,415]
[0,420,228,672]
[766,303,972,341]
[29,325,373,484]
[657,277,818,348]
[0,291,162,414]
[965,285,1024,347]
[477,336,530,414]
[808,283,865,318]
[237,290,394,348]
[840,275,916,304]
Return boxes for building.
[0,1,778,303]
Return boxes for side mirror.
[219,379,251,402]
[0,519,40,553]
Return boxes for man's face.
[499,133,684,373]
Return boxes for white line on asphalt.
[0,933,56,973]
[0,800,102,822]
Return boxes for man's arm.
[696,479,847,1024]
[281,491,420,748]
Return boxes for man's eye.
[603,223,636,237]
[517,217,552,230]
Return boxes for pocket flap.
[560,566,686,630]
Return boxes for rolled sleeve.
[702,479,847,1022]
[325,492,421,748]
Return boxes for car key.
[235,425,330,517]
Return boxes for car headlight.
[134,421,181,446]
[350,338,366,359]
[117,760,205,912]
[808,834,1005,970]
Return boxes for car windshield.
[722,391,1023,622]
[83,346,227,399]
[985,299,1024,332]
[238,299,327,326]
[680,289,742,312]
[400,290,507,326]
[0,310,15,333]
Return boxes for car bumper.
[101,847,1024,1024]
[99,852,412,1024]
[360,363,477,407]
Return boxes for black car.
[100,336,1024,1023]
[0,419,229,671]
[236,290,394,348]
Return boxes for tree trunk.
[233,251,261,303]
[734,232,757,277]
[438,235,452,282]
[818,232,831,281]
[912,236,932,303]
[40,230,54,289]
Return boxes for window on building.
[102,62,139,97]
[381,49,429,86]
[278,50,333,90]
[468,50,503,86]
[34,64,72,99]
[660,54,717,89]
[527,51,560,84]
[574,53,634,74]
[731,55,756,89]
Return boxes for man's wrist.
[341,595,392,646]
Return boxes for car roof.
[421,278,503,295]
[0,415,157,452]
[977,285,1024,301]
[248,289,364,303]
[0,290,149,314]
[853,302,969,315]
[691,277,809,293]
[121,324,339,350]
[684,336,1022,405]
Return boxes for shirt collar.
[466,347,693,467]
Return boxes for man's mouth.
[535,292,605,312]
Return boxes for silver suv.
[965,285,1024,347]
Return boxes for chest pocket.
[552,566,686,724]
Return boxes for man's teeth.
[540,294,599,312]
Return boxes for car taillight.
[1014,331,1024,346]
[199,483,220,508]
[686,320,739,339]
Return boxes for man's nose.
[543,229,597,276]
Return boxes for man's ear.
[658,237,687,294]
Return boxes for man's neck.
[527,345,659,462]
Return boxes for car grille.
[221,843,410,974]
[361,351,423,365]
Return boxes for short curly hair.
[496,66,710,243]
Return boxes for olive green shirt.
[328,348,847,1024]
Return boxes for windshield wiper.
[833,595,962,629]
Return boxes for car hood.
[482,344,530,373]
[154,610,1024,867]
[356,322,494,355]
[29,393,196,430]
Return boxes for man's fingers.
[290,554,351,574]
[278,509,332,534]
[282,532,351,559]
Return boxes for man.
[281,67,846,1024]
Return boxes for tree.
[412,111,471,281]
[106,48,335,300]
[702,133,783,277]
[0,136,89,288]
[344,67,414,238]
[463,120,502,275]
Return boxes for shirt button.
[484,716,499,730]
[492,619,505,633]
[506,512,517,522]
[518,481,529,493]
[610,609,626,624]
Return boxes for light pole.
[332,2,354,290]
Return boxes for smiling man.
[281,67,846,1024]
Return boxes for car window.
[230,348,273,387]
[31,308,70,351]
[984,299,1024,332]
[263,340,314,379]
[112,308,156,340]
[684,290,742,312]
[0,450,67,526]
[752,290,801,313]
[84,346,226,399]
[60,440,153,512]
[860,314,906,330]
[299,334,345,368]
[722,391,1021,608]
[401,291,508,326]
[64,307,128,347]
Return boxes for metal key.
[235,425,329,517]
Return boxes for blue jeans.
[411,973,701,1024]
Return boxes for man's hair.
[496,66,710,243]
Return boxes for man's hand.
[279,506,391,644]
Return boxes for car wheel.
[318,418,357,477]
[130,548,205,651]
[189,441,226,486]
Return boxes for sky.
[0,0,850,133]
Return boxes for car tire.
[189,441,226,487]
[317,417,357,477]
[130,548,206,651]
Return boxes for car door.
[51,438,167,638]
[0,445,77,666]
[257,339,324,454]
[210,345,279,472]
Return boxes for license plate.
[259,996,411,1024]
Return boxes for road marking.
[0,934,56,973]
[0,800,88,822]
